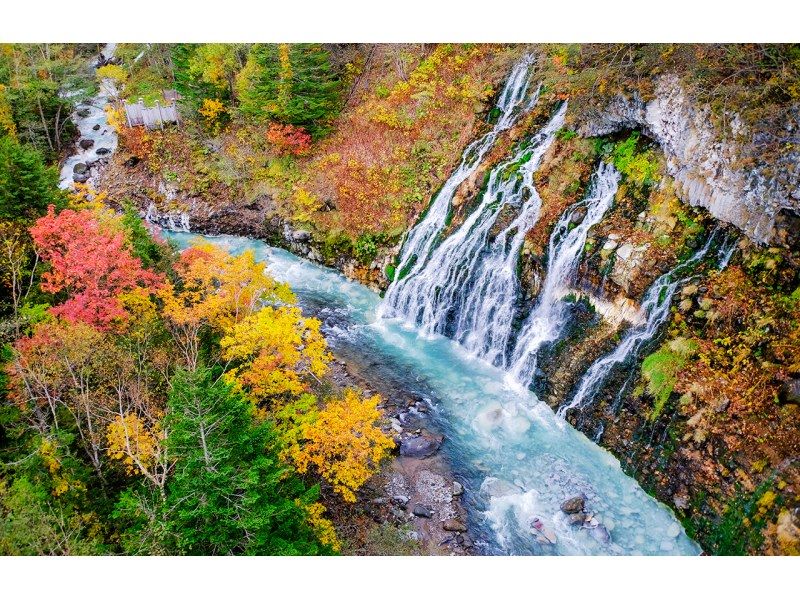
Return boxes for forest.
[1,42,799,557]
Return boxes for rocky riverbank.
[318,357,473,555]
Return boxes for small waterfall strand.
[382,54,540,299]
[556,228,721,417]
[506,162,621,388]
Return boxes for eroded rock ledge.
[577,76,800,247]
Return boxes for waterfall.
[145,201,191,232]
[380,104,567,364]
[381,54,540,294]
[506,162,621,388]
[556,229,720,417]
[716,232,738,269]
[455,104,568,364]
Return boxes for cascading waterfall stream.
[556,229,721,417]
[380,54,540,302]
[506,162,621,388]
[455,104,568,365]
[163,229,701,556]
[381,104,567,361]
[59,43,119,189]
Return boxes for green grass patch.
[641,337,698,421]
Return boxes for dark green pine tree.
[162,367,330,555]
[0,135,63,222]
[170,44,220,116]
[238,44,342,138]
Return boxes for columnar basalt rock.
[577,76,800,247]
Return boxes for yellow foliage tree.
[198,98,226,132]
[301,501,340,552]
[106,414,158,473]
[96,64,128,84]
[0,83,17,138]
[289,388,394,502]
[159,243,294,370]
[220,306,331,405]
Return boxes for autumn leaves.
[4,194,394,553]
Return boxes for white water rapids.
[164,230,701,555]
[58,43,119,190]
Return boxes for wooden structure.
[122,92,181,129]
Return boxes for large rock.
[73,162,88,174]
[399,433,442,458]
[412,504,433,518]
[292,229,312,242]
[610,243,649,291]
[443,519,468,532]
[577,76,800,247]
[72,172,90,183]
[96,147,111,156]
[560,495,586,514]
[79,139,94,150]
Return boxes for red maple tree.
[30,206,163,330]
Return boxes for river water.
[164,230,701,556]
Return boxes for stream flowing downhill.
[506,162,620,388]
[58,43,119,190]
[164,230,700,556]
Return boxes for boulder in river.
[92,124,101,131]
[96,147,111,156]
[79,139,94,150]
[399,433,442,458]
[570,207,587,225]
[72,172,90,183]
[561,495,586,514]
[73,162,88,174]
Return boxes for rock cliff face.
[577,76,800,247]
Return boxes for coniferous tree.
[161,367,329,555]
[237,43,342,138]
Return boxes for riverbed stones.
[399,433,442,458]
[412,504,433,518]
[568,512,586,525]
[92,124,101,131]
[391,495,410,508]
[452,481,463,496]
[73,162,88,174]
[96,147,111,155]
[442,519,467,532]
[79,138,94,150]
[560,495,586,514]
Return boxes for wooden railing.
[122,94,180,129]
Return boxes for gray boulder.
[399,434,442,458]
